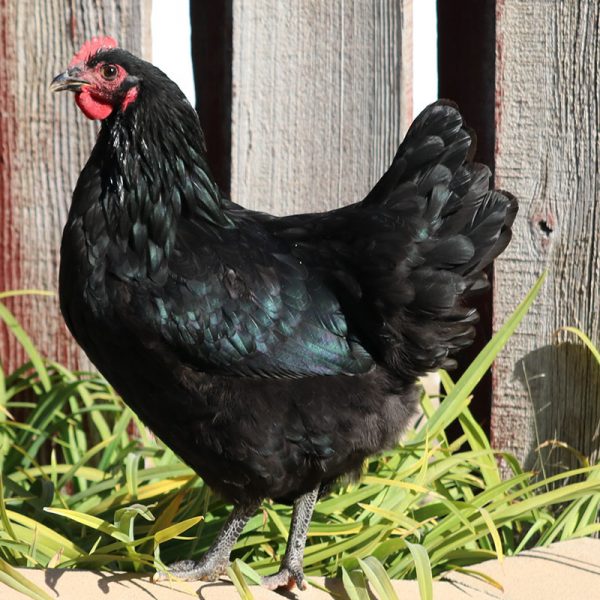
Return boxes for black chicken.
[51,37,516,590]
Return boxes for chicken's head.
[51,36,139,120]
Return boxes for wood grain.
[0,0,151,370]
[492,0,600,468]
[230,0,413,215]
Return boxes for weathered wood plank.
[0,0,151,370]
[492,0,600,467]
[230,0,413,215]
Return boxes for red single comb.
[69,36,118,67]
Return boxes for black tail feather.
[367,101,518,378]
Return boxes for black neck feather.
[97,87,232,231]
[77,74,235,284]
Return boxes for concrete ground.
[5,538,600,599]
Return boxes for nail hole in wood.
[538,219,553,236]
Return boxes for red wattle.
[75,90,114,120]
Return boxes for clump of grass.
[0,275,598,600]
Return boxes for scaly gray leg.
[154,501,259,582]
[262,487,319,591]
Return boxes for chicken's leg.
[262,486,319,590]
[155,501,259,582]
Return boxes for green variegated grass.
[1,274,599,600]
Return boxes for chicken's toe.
[261,566,307,591]
[153,557,228,582]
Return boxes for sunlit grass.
[0,274,598,599]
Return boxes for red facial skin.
[68,37,138,121]
[74,62,131,120]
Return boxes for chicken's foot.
[262,487,319,591]
[154,501,259,582]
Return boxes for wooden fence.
[0,0,151,370]
[0,0,598,469]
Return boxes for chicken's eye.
[100,64,118,81]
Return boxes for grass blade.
[358,556,399,600]
[342,567,370,600]
[405,542,433,600]
[0,557,53,600]
[227,559,255,599]
[559,327,600,364]
[0,302,51,392]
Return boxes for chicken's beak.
[50,70,90,93]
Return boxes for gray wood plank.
[230,0,413,215]
[491,0,600,469]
